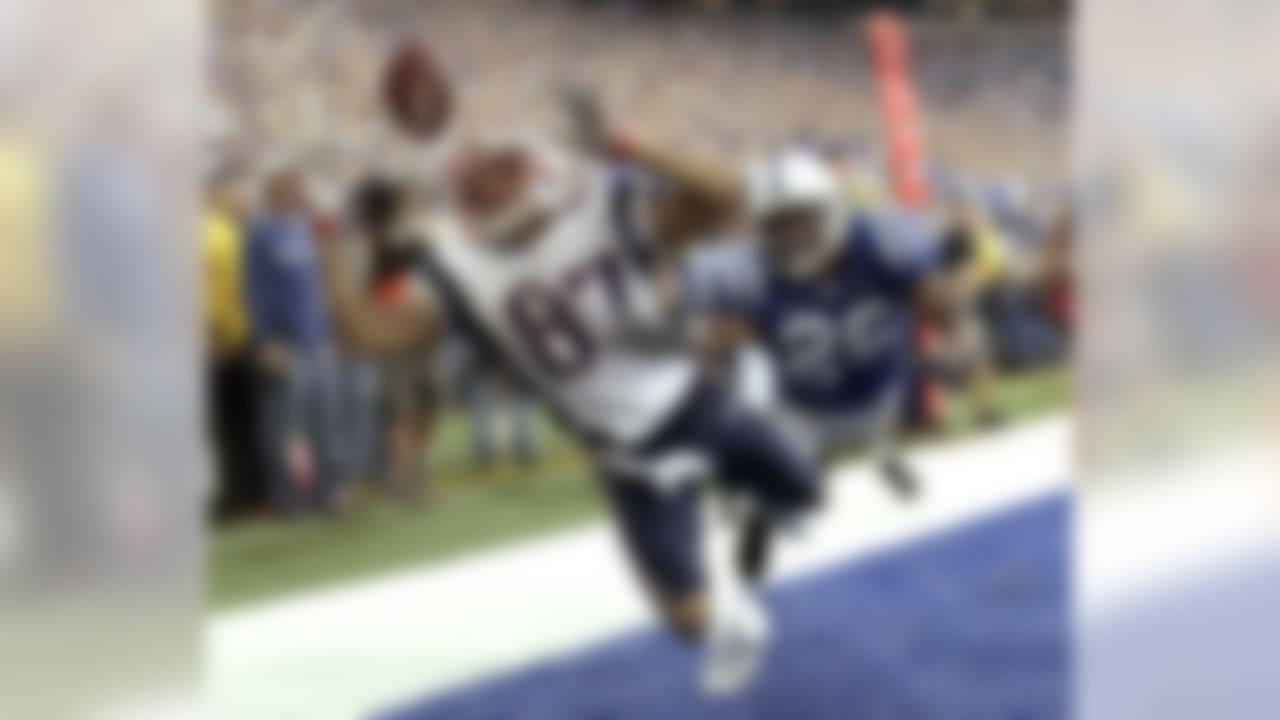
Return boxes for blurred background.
[6,0,1280,717]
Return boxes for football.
[383,37,453,140]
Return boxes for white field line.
[209,416,1070,720]
[1075,442,1280,720]
[1078,442,1280,613]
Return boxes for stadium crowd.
[204,0,1069,523]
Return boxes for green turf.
[211,367,1070,609]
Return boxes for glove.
[559,84,630,160]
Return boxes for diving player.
[316,90,820,695]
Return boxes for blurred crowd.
[205,0,1069,522]
[569,0,1065,17]
[210,0,1064,190]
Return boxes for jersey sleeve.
[607,165,660,265]
[860,207,941,294]
[412,249,467,329]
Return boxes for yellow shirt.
[968,218,1009,290]
[202,209,251,354]
[0,132,59,341]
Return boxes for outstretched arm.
[316,226,443,356]
[561,88,741,248]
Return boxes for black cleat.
[735,515,774,586]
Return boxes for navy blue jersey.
[712,209,938,414]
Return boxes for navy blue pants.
[603,381,820,598]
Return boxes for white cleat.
[699,592,772,698]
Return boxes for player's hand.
[558,84,612,158]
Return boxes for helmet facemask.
[746,149,847,280]
[760,202,844,279]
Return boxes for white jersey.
[421,169,697,447]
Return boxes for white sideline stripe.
[1079,442,1280,612]
[209,416,1070,720]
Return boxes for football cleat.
[700,592,772,697]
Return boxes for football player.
[692,148,963,498]
[317,92,821,694]
[681,148,1001,583]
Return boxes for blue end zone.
[379,494,1069,720]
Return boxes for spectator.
[246,167,347,515]
[931,214,1007,428]
[944,200,1065,371]
[210,0,1066,189]
[354,176,436,500]
[204,169,265,520]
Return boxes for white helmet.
[745,148,847,278]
